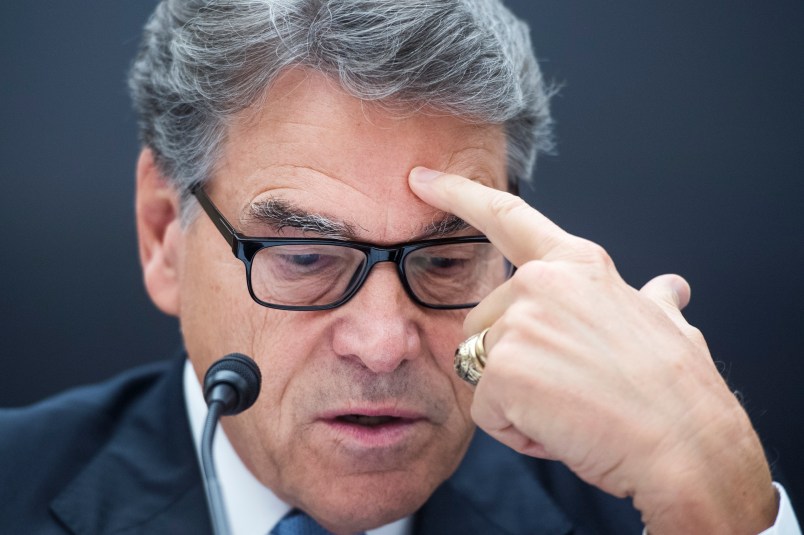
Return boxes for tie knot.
[270,509,335,535]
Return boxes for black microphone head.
[203,353,262,416]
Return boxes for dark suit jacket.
[0,358,643,534]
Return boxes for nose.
[330,264,423,374]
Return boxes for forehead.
[211,68,507,242]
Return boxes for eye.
[283,253,322,267]
[426,256,466,270]
[276,252,339,275]
[408,251,473,278]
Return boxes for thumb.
[640,273,691,326]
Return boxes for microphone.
[201,353,262,535]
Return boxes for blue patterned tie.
[270,509,340,535]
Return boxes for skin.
[408,170,778,534]
[136,68,506,533]
[137,67,777,533]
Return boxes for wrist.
[634,406,777,534]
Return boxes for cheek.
[178,224,325,401]
[427,309,469,372]
[421,310,476,422]
[222,312,332,480]
[179,250,253,364]
[244,310,334,433]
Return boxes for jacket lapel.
[416,431,573,535]
[49,358,212,534]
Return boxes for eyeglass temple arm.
[190,184,239,254]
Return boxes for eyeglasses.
[191,185,513,311]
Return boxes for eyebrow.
[246,198,358,239]
[246,198,471,241]
[418,214,471,239]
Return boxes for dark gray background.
[2,0,802,515]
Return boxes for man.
[0,0,799,533]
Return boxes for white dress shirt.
[184,360,799,535]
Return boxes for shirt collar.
[183,359,411,535]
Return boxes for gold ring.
[454,328,491,386]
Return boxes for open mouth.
[335,414,403,427]
[322,410,425,448]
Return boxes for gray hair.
[129,0,554,219]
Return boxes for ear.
[136,148,183,317]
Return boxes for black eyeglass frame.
[191,184,513,311]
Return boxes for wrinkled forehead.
[210,69,508,242]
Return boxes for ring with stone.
[454,328,491,386]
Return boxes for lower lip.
[321,418,424,449]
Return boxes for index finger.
[409,167,577,265]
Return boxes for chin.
[299,469,437,534]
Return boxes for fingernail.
[411,167,443,182]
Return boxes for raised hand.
[409,167,777,535]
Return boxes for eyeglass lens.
[248,241,509,308]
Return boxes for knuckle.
[497,301,547,345]
[682,324,707,346]
[574,239,615,268]
[497,312,524,341]
[485,338,525,381]
[486,191,530,221]
[520,265,574,307]
[511,260,558,293]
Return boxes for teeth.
[339,414,398,426]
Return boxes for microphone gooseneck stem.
[201,399,231,535]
